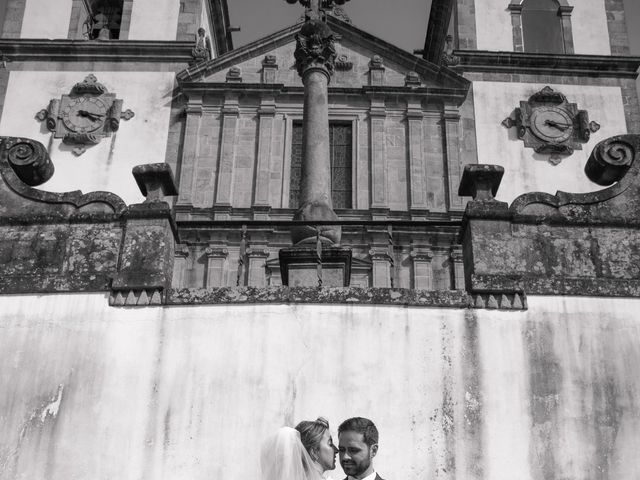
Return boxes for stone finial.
[132,163,178,203]
[370,55,384,68]
[405,71,421,87]
[369,55,385,86]
[226,66,242,83]
[458,164,505,201]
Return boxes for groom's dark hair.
[338,417,379,447]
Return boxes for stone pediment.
[177,16,469,94]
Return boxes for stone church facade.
[1,1,640,479]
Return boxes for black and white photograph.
[1,0,640,478]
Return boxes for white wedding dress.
[260,427,325,480]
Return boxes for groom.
[338,417,387,480]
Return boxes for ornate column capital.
[410,249,434,262]
[205,246,229,258]
[175,245,190,258]
[294,20,337,78]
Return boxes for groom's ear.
[370,444,378,459]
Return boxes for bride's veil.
[260,427,322,480]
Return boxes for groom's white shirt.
[348,470,377,480]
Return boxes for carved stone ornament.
[502,86,601,164]
[36,74,135,156]
[334,54,353,70]
[294,19,337,77]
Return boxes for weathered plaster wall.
[20,0,73,39]
[127,0,180,41]
[472,81,626,203]
[474,0,611,55]
[1,294,640,479]
[0,70,175,204]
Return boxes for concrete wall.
[20,0,73,39]
[472,81,626,203]
[0,70,176,204]
[128,0,180,41]
[474,0,611,55]
[1,294,639,479]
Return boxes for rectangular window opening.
[289,121,353,210]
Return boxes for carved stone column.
[205,246,229,287]
[290,19,340,245]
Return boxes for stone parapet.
[459,134,640,298]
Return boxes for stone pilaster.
[559,5,575,54]
[176,94,203,205]
[205,246,229,287]
[369,96,388,212]
[246,246,270,287]
[253,95,276,213]
[407,99,428,218]
[443,104,465,212]
[450,247,465,291]
[369,248,393,288]
[215,93,239,208]
[410,249,434,290]
[172,245,190,288]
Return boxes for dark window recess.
[521,0,564,54]
[289,122,353,209]
[84,0,123,40]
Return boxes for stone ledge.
[0,39,193,63]
[455,50,640,78]
[164,286,527,310]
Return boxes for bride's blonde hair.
[295,416,330,460]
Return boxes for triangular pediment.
[178,16,468,92]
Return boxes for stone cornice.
[178,82,469,104]
[0,39,193,63]
[455,50,640,78]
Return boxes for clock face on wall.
[530,106,574,144]
[61,96,109,134]
[502,86,601,161]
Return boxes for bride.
[261,417,339,480]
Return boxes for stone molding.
[0,39,193,63]
[454,50,640,78]
[166,286,526,310]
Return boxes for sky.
[228,0,640,56]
